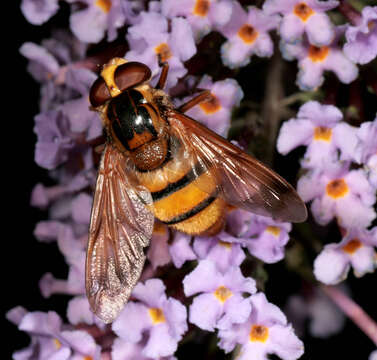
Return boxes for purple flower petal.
[189,293,223,331]
[112,302,151,343]
[169,232,196,268]
[344,6,377,65]
[21,0,59,25]
[132,279,167,308]
[183,260,221,296]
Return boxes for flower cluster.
[277,101,377,284]
[13,0,377,359]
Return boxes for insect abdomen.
[136,154,226,235]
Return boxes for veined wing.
[85,144,154,323]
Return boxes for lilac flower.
[112,338,177,360]
[285,286,346,338]
[67,296,100,326]
[183,260,256,331]
[277,101,358,169]
[297,163,376,229]
[21,0,59,25]
[126,11,196,89]
[146,225,170,271]
[263,0,338,46]
[161,0,233,40]
[183,75,243,136]
[20,30,91,118]
[169,232,197,268]
[220,209,292,264]
[31,149,95,210]
[68,0,127,43]
[20,30,88,86]
[370,350,377,360]
[343,6,377,65]
[219,2,279,69]
[6,308,100,359]
[354,117,377,164]
[280,29,358,90]
[366,154,377,189]
[62,67,102,140]
[71,192,92,225]
[352,117,377,188]
[218,293,304,360]
[39,223,86,297]
[314,227,377,284]
[20,42,60,82]
[193,235,245,273]
[34,110,75,170]
[112,279,187,358]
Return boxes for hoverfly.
[86,57,307,323]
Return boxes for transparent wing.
[168,110,307,223]
[86,144,154,323]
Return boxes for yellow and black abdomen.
[136,149,226,236]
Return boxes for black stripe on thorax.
[161,194,217,225]
[151,162,206,201]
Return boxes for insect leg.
[155,56,169,90]
[177,90,212,113]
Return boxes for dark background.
[5,2,377,359]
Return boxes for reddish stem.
[338,0,362,26]
[321,285,377,345]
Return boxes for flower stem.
[338,0,361,25]
[320,285,377,345]
[261,50,284,166]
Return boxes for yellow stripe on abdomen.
[139,166,226,235]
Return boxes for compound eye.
[114,62,152,92]
[89,77,111,107]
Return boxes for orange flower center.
[238,24,259,44]
[218,240,232,249]
[326,179,349,199]
[214,286,233,303]
[308,45,329,62]
[199,94,221,114]
[314,126,332,141]
[266,226,281,237]
[293,2,314,22]
[155,43,172,63]
[342,238,362,254]
[193,0,210,16]
[249,324,269,342]
[95,0,112,13]
[54,338,61,349]
[149,308,166,324]
[368,21,375,31]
